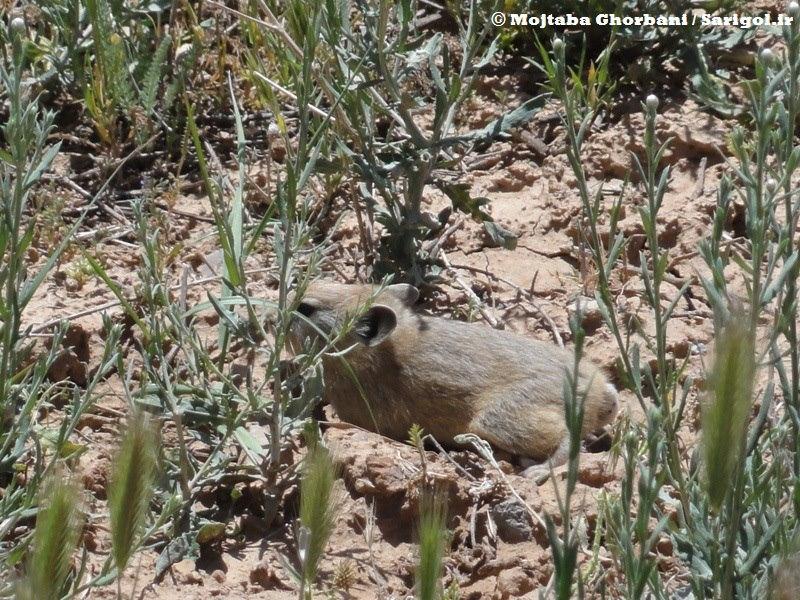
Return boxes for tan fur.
[288,280,618,462]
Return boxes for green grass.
[16,473,82,600]
[298,441,341,599]
[416,488,449,600]
[108,411,158,583]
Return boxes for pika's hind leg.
[519,436,570,484]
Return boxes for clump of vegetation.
[254,0,533,285]
[540,5,800,596]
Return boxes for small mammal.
[289,280,618,470]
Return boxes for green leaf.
[140,34,172,114]
[234,426,267,458]
[483,221,517,250]
[196,521,226,545]
[23,142,61,190]
[436,181,490,221]
[761,251,799,305]
[458,94,547,145]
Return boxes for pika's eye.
[296,302,316,318]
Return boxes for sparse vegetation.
[3,0,800,598]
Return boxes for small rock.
[249,558,288,589]
[64,277,83,292]
[691,342,706,356]
[78,414,106,431]
[82,527,98,552]
[270,139,287,163]
[211,569,226,583]
[656,536,673,556]
[490,500,533,543]
[670,340,691,359]
[577,453,617,488]
[46,323,91,386]
[183,570,203,585]
[672,585,695,600]
[81,457,110,499]
[568,297,604,334]
[172,560,203,585]
[495,567,535,599]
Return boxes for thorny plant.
[540,2,800,597]
[251,0,540,285]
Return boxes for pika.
[289,280,618,470]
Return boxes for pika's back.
[292,279,618,461]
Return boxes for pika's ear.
[385,283,419,306]
[354,305,397,347]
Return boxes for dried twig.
[454,433,546,529]
[422,434,477,482]
[440,252,502,329]
[425,217,502,329]
[448,261,564,348]
[694,156,707,198]
[252,72,334,121]
[425,216,464,259]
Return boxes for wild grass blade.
[298,441,340,597]
[701,313,755,513]
[108,410,158,576]
[416,488,448,600]
[16,471,83,600]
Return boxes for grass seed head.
[701,314,755,512]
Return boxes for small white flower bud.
[789,2,799,18]
[760,48,775,64]
[646,94,659,111]
[766,178,778,193]
[552,38,564,53]
[10,17,25,34]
